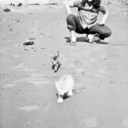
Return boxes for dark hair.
[81,0,101,11]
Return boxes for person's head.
[82,0,101,11]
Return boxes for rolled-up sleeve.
[100,5,107,14]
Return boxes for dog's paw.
[68,91,73,96]
[57,98,63,103]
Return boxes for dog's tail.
[57,50,59,57]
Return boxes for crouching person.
[64,0,112,44]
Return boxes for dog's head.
[51,56,58,65]
[55,81,65,95]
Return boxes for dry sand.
[0,3,128,128]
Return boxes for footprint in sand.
[11,63,26,70]
[89,58,96,62]
[80,117,98,128]
[28,80,51,86]
[74,83,85,93]
[11,63,35,72]
[2,83,17,89]
[67,63,76,68]
[97,66,108,74]
[29,72,46,78]
[43,103,52,112]
[123,116,128,127]
[75,68,85,75]
[95,66,108,79]
[18,105,39,112]
[27,72,51,86]
[0,47,10,55]
[28,72,48,82]
[13,55,21,58]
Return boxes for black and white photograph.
[0,0,128,128]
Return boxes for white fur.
[55,74,74,103]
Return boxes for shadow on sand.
[65,37,109,45]
[56,93,70,101]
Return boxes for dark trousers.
[66,14,112,40]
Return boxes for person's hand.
[99,21,105,26]
[71,36,76,43]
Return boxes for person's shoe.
[87,34,101,43]
[87,34,94,43]
[93,36,101,43]
[70,36,76,46]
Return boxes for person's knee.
[106,28,112,37]
[100,27,112,39]
[66,14,76,31]
[66,14,75,23]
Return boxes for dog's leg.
[57,95,63,103]
[68,91,73,96]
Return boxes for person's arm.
[63,0,80,44]
[63,0,81,14]
[99,5,109,25]
[64,0,73,14]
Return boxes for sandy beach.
[0,2,128,128]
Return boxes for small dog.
[55,74,75,103]
[51,51,62,72]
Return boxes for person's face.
[87,0,93,2]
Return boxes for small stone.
[23,40,34,46]
[3,8,11,12]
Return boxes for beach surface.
[0,3,128,128]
